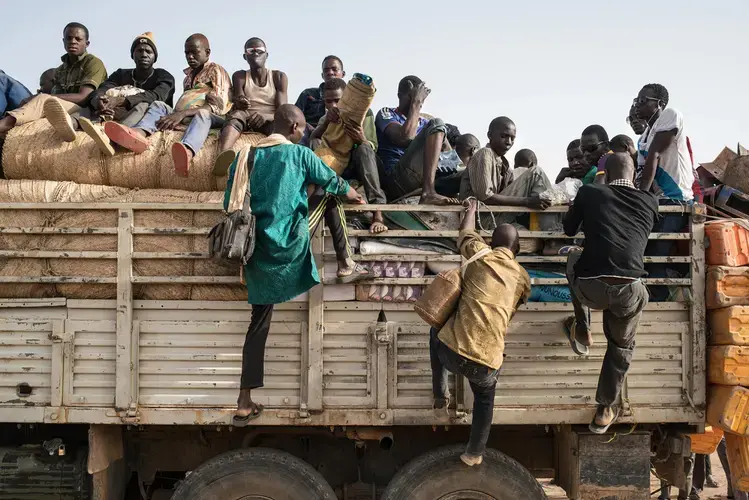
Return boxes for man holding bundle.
[430,199,530,466]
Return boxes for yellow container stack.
[705,220,749,495]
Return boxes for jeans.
[566,251,649,406]
[0,70,32,116]
[135,101,226,155]
[646,199,690,302]
[381,118,447,200]
[342,143,387,205]
[429,328,499,457]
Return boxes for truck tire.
[381,445,548,500]
[170,447,337,500]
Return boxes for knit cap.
[131,32,157,62]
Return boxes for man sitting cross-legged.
[309,78,387,234]
[375,75,458,204]
[431,199,530,466]
[104,33,231,176]
[562,153,657,434]
[213,37,288,175]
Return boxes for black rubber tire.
[381,445,548,500]
[170,447,337,500]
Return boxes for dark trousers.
[646,200,689,302]
[429,328,499,456]
[240,304,274,389]
[308,188,352,262]
[342,144,386,205]
[566,251,649,406]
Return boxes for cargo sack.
[208,148,257,266]
[414,248,491,329]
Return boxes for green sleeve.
[304,149,350,197]
[363,109,378,151]
[81,55,108,89]
[581,166,598,185]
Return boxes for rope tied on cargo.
[462,197,497,232]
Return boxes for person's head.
[487,117,516,156]
[627,105,647,135]
[634,83,669,124]
[322,78,346,111]
[566,139,587,177]
[491,223,520,255]
[184,34,211,70]
[397,75,422,110]
[273,104,307,144]
[321,56,345,83]
[514,149,537,169]
[580,125,610,167]
[455,134,481,165]
[39,68,56,94]
[244,37,267,70]
[63,22,90,57]
[610,134,636,156]
[604,152,635,184]
[131,32,158,70]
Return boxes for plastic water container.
[707,385,749,435]
[709,346,749,385]
[706,220,749,267]
[725,432,749,492]
[707,267,749,310]
[709,306,749,345]
[687,426,724,454]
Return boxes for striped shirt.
[175,62,232,115]
[459,146,511,202]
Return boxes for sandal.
[232,402,264,427]
[336,263,370,284]
[213,149,237,177]
[563,316,589,356]
[79,117,115,156]
[433,396,450,418]
[104,122,149,154]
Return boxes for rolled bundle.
[315,73,376,174]
[2,120,264,192]
[0,179,247,300]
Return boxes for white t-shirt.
[637,107,694,201]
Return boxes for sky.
[3,0,748,179]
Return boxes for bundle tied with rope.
[315,73,376,174]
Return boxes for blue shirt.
[0,70,32,116]
[375,107,427,174]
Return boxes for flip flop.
[558,245,582,255]
[563,316,589,356]
[232,403,264,427]
[589,406,620,434]
[79,117,115,156]
[433,396,450,418]
[172,142,192,177]
[104,122,149,154]
[213,150,237,177]
[336,263,370,284]
[43,98,77,142]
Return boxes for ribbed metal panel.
[0,447,88,500]
[0,320,53,406]
[69,320,116,406]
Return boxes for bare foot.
[236,389,255,416]
[419,192,460,205]
[370,212,388,234]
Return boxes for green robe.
[224,143,350,304]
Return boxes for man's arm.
[125,70,176,109]
[468,150,549,209]
[310,115,331,141]
[52,57,108,105]
[640,129,677,192]
[382,83,429,148]
[563,189,585,237]
[555,168,571,184]
[459,199,478,233]
[273,71,288,108]
[50,85,96,106]
[89,70,119,111]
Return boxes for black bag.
[208,148,257,266]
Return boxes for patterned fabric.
[437,230,531,370]
[53,53,108,94]
[375,107,428,173]
[609,179,635,189]
[175,62,232,115]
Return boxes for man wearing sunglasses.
[579,124,611,184]
[213,38,289,175]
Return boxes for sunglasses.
[632,96,660,106]
[246,48,267,56]
[581,141,605,154]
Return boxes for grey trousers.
[343,143,387,205]
[566,251,649,406]
[381,118,447,200]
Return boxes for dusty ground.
[541,451,733,499]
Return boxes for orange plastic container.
[709,346,749,385]
[707,267,749,310]
[688,426,725,454]
[707,385,749,435]
[725,433,749,492]
[706,221,749,266]
[709,306,749,345]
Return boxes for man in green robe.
[224,104,365,425]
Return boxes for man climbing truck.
[0,200,705,499]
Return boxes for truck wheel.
[381,445,548,500]
[170,448,337,500]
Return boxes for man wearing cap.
[53,32,176,155]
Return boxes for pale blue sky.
[4,0,748,177]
